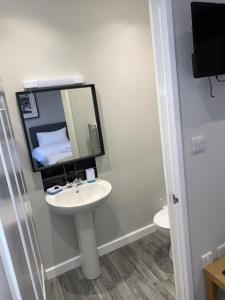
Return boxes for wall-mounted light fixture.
[23,76,84,89]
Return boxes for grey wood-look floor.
[47,232,175,300]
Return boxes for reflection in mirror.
[16,85,104,171]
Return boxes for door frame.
[148,0,194,299]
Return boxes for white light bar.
[23,76,84,89]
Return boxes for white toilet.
[153,205,172,259]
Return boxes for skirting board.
[45,223,156,280]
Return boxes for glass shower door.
[0,101,44,299]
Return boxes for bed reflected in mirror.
[16,84,104,171]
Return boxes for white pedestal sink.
[46,179,112,279]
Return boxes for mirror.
[16,84,104,171]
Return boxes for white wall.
[172,0,225,298]
[69,88,96,156]
[0,0,165,270]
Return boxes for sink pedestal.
[46,179,112,280]
[74,211,101,280]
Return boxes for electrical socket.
[202,251,213,268]
[217,243,225,258]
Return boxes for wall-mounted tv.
[191,2,225,78]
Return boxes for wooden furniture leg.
[205,276,219,300]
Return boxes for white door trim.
[148,0,194,299]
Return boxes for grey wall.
[24,90,65,148]
[0,0,166,270]
[172,0,225,298]
[25,91,65,132]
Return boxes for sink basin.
[45,179,112,280]
[46,179,112,215]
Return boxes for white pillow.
[37,127,68,146]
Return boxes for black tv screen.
[191,2,225,78]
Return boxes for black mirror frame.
[16,84,105,172]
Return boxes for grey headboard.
[29,122,67,149]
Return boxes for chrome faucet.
[73,178,83,194]
[65,171,74,188]
[64,178,83,189]
[74,178,83,187]
[65,171,83,188]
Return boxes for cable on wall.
[208,77,215,98]
[216,75,225,82]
